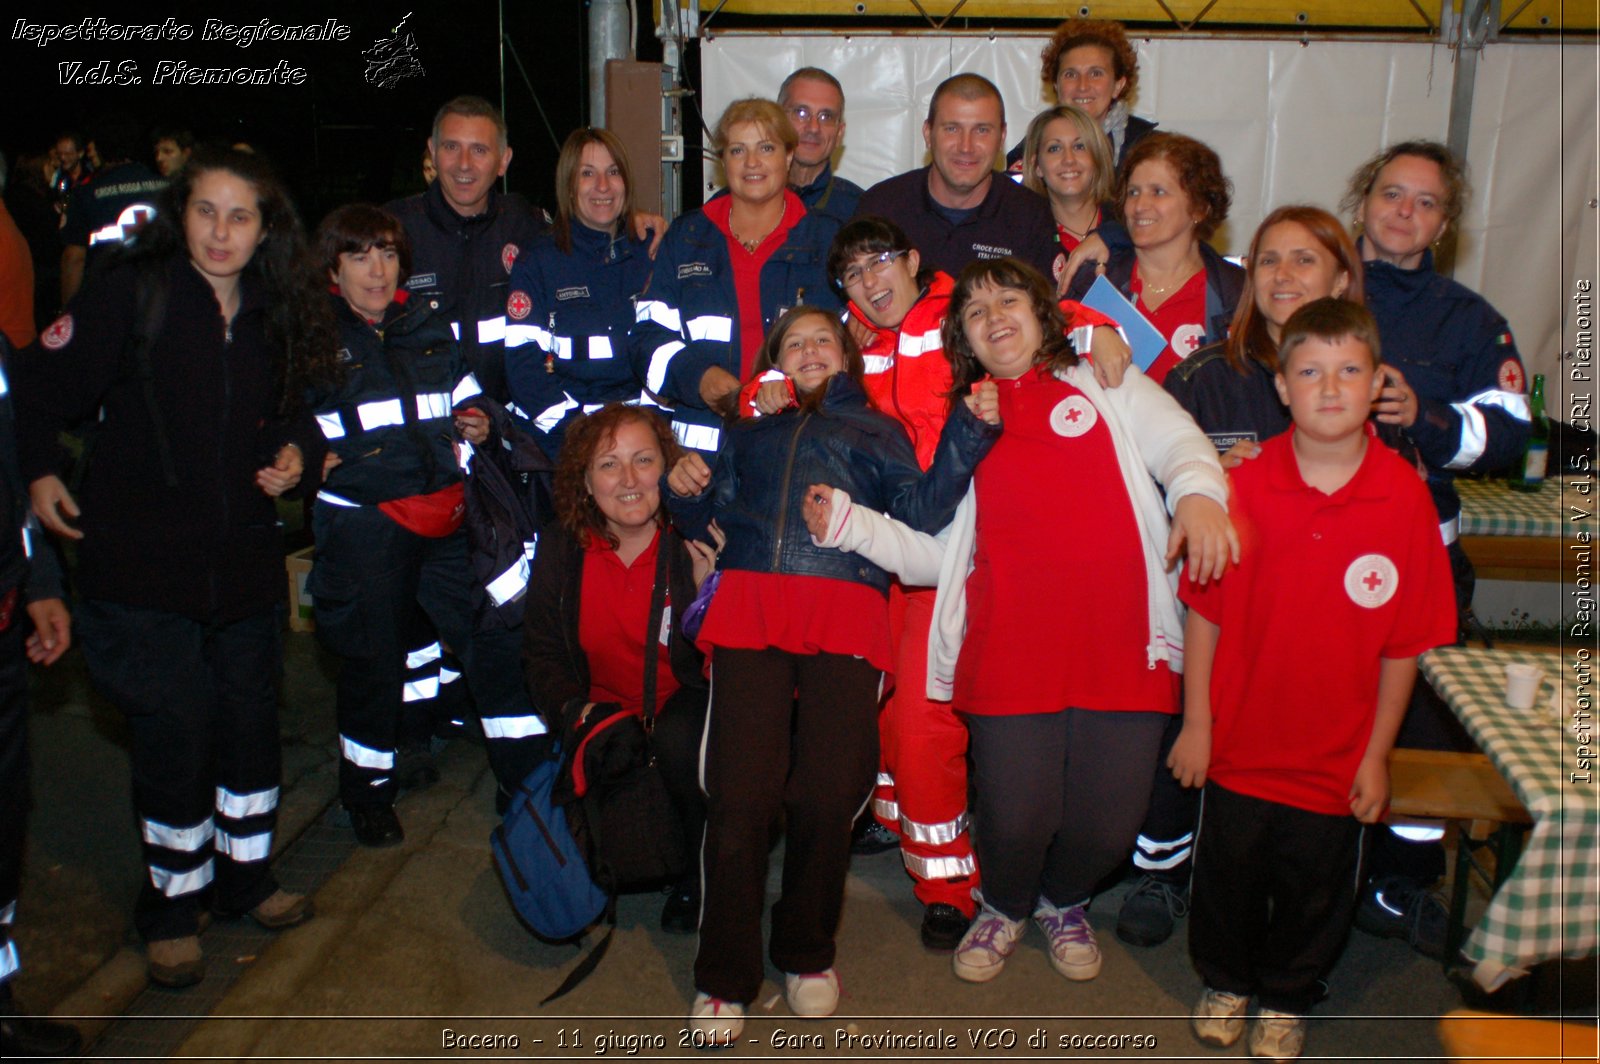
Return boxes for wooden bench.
[1387,749,1533,966]
[1439,1009,1597,1062]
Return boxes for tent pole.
[1441,0,1497,275]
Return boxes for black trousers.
[0,613,28,985]
[694,648,880,1004]
[963,707,1167,921]
[77,600,284,942]
[1189,782,1366,1015]
[1128,711,1202,885]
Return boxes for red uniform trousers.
[872,583,979,915]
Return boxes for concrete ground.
[10,631,1594,1061]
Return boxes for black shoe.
[1355,874,1448,959]
[661,878,701,935]
[395,743,440,792]
[1116,874,1190,948]
[850,818,900,856]
[0,990,82,1057]
[920,903,971,951]
[346,804,404,848]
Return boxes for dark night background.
[3,1,675,225]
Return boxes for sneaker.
[1033,899,1102,981]
[1191,987,1250,1047]
[147,935,204,988]
[689,992,745,1045]
[784,969,840,1017]
[1116,873,1190,947]
[1247,1008,1306,1061]
[920,903,971,951]
[850,817,900,856]
[952,900,1025,983]
[1354,875,1448,959]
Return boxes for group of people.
[0,14,1535,1062]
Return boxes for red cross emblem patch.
[1497,359,1525,394]
[1049,395,1097,438]
[40,314,73,350]
[1344,553,1398,609]
[501,243,519,273]
[506,290,532,321]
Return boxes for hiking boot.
[1248,1008,1306,1061]
[395,743,440,791]
[1191,987,1250,1047]
[346,803,404,848]
[689,992,745,1045]
[952,898,1024,983]
[147,935,204,988]
[784,969,840,1017]
[1033,898,1102,981]
[0,988,82,1057]
[1116,873,1190,947]
[1355,875,1448,959]
[920,902,971,951]
[850,817,900,856]
[240,890,314,930]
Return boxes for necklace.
[730,224,774,253]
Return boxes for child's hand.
[1219,439,1262,469]
[963,379,1001,425]
[802,484,837,542]
[754,378,795,416]
[1166,495,1239,585]
[1348,756,1390,823]
[1166,725,1210,789]
[667,453,712,497]
[1088,326,1131,389]
[454,408,490,445]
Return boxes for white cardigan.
[816,362,1228,700]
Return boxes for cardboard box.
[285,546,315,632]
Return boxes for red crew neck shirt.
[580,528,681,716]
[1132,262,1207,385]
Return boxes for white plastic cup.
[1504,663,1544,711]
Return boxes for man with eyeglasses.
[855,74,1060,282]
[778,68,863,223]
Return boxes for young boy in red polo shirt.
[1171,299,1456,1062]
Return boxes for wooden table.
[1456,477,1596,582]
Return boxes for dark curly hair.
[1039,19,1139,105]
[123,146,341,412]
[1340,139,1469,227]
[554,404,683,549]
[1117,133,1232,242]
[941,257,1077,401]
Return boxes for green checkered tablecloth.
[1418,646,1598,987]
[1456,477,1597,537]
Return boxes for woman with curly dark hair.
[1064,133,1245,385]
[12,146,334,989]
[1007,18,1156,173]
[521,403,714,934]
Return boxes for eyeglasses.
[784,105,841,128]
[839,250,907,289]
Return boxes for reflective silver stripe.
[633,389,658,408]
[477,316,507,343]
[356,397,405,431]
[1440,516,1460,545]
[215,829,273,862]
[902,851,976,880]
[588,336,614,360]
[876,772,895,787]
[0,941,16,981]
[216,785,279,819]
[636,299,682,332]
[872,797,900,823]
[898,326,942,357]
[671,420,720,452]
[317,490,359,508]
[406,641,443,669]
[686,314,733,342]
[1069,324,1096,358]
[150,858,214,897]
[449,321,462,340]
[403,676,440,703]
[439,667,462,684]
[0,900,15,925]
[550,335,574,360]
[340,735,396,769]
[456,439,475,474]
[481,714,550,739]
[899,810,969,845]
[316,412,346,439]
[528,324,555,349]
[452,373,483,406]
[646,340,685,393]
[504,322,540,348]
[416,392,452,420]
[141,817,215,852]
[486,557,530,607]
[535,394,579,432]
[1389,821,1446,842]
[0,365,8,396]
[1133,848,1192,871]
[1135,831,1194,855]
[1446,403,1489,469]
[863,354,893,375]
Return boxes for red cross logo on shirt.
[1363,570,1384,592]
[1064,407,1082,423]
[506,290,532,320]
[1344,553,1398,608]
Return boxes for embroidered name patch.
[556,285,590,301]
[1344,554,1398,609]
[406,273,438,290]
[676,262,713,279]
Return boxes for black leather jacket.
[666,373,997,593]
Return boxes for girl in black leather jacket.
[664,306,996,1039]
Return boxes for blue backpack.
[490,751,612,1002]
